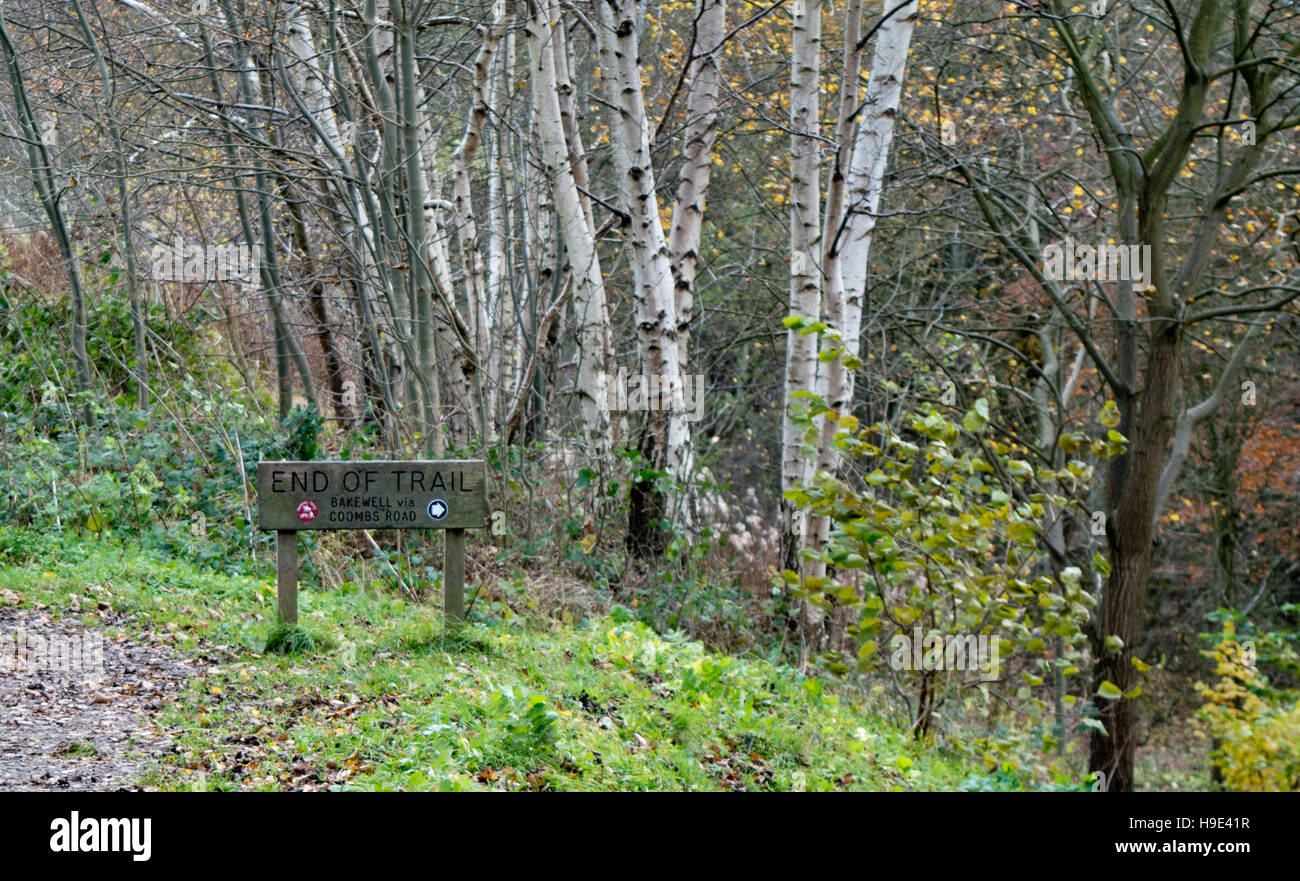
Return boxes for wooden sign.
[257,460,487,530]
[257,460,488,626]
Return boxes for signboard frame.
[256,460,488,625]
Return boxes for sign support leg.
[276,529,299,624]
[446,527,466,623]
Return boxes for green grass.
[263,622,317,654]
[0,528,987,791]
[53,739,104,758]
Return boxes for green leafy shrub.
[486,685,560,763]
[1196,617,1300,791]
[784,379,1121,745]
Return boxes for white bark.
[451,0,512,432]
[803,0,863,581]
[503,124,564,441]
[779,0,823,570]
[526,0,613,461]
[116,0,199,47]
[486,32,517,429]
[552,21,596,234]
[805,0,918,577]
[667,0,726,377]
[835,0,918,380]
[596,0,692,504]
[282,3,347,163]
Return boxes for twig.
[235,433,254,560]
[363,530,417,602]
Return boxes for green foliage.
[783,377,1121,745]
[0,284,190,410]
[52,739,105,759]
[0,524,56,563]
[958,764,1093,792]
[1201,606,1300,678]
[263,622,317,655]
[0,388,275,570]
[485,685,560,763]
[0,292,315,570]
[280,404,322,461]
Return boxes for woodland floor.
[0,605,201,790]
[0,539,1084,791]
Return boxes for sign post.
[276,530,298,622]
[257,460,488,626]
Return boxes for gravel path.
[0,606,198,791]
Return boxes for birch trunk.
[551,19,622,447]
[800,0,863,590]
[667,0,726,377]
[804,0,918,590]
[281,3,380,426]
[486,124,508,430]
[553,22,596,233]
[526,0,613,463]
[595,0,692,542]
[451,0,512,433]
[778,0,823,574]
[835,0,917,360]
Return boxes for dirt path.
[0,606,199,791]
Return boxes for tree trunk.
[0,10,92,397]
[595,0,693,549]
[778,0,823,575]
[804,0,918,591]
[450,0,512,434]
[525,0,614,464]
[70,0,148,409]
[667,0,726,378]
[1089,317,1182,792]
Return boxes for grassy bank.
[0,529,992,791]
